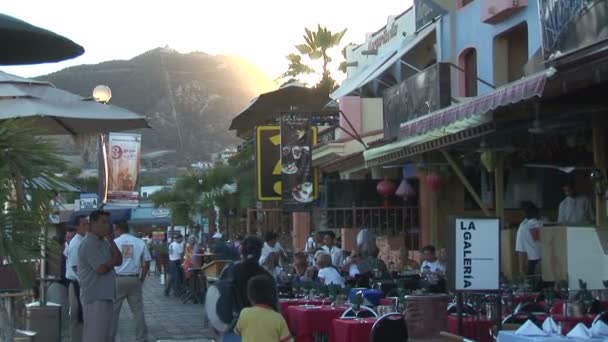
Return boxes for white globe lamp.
[93,85,112,103]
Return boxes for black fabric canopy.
[0,13,84,65]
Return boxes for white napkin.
[515,320,548,336]
[542,316,559,335]
[566,323,592,339]
[590,320,608,337]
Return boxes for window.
[462,49,478,97]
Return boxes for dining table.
[279,298,332,323]
[497,330,606,342]
[446,315,495,342]
[286,304,347,342]
[329,317,376,342]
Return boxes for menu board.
[280,114,314,211]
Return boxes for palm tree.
[279,25,347,94]
[0,120,66,340]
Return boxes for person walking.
[165,233,184,297]
[65,215,88,342]
[78,210,122,342]
[110,220,151,342]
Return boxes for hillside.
[38,47,274,167]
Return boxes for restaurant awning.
[330,50,397,100]
[363,68,556,167]
[361,23,436,86]
[330,23,436,100]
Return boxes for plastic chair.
[370,313,407,342]
[513,301,546,315]
[341,305,378,318]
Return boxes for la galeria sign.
[455,218,500,291]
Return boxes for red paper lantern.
[377,179,396,208]
[425,172,443,192]
[376,179,397,197]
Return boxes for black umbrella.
[0,13,84,65]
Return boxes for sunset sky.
[3,0,412,87]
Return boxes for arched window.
[461,48,478,97]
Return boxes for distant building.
[140,185,170,199]
[212,147,237,164]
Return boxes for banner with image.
[280,114,314,211]
[106,133,141,206]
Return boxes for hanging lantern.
[480,150,497,173]
[425,172,443,192]
[395,179,416,198]
[377,178,396,207]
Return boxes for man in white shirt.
[558,183,593,225]
[65,215,88,342]
[516,202,542,276]
[304,232,323,266]
[322,231,343,268]
[419,245,446,275]
[259,231,287,265]
[165,233,184,297]
[110,221,151,342]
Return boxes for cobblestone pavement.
[115,268,216,342]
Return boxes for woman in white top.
[316,253,344,287]
[342,249,361,278]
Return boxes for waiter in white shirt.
[110,221,151,342]
[322,231,343,268]
[65,215,88,342]
[516,202,543,276]
[558,183,594,225]
[259,231,287,265]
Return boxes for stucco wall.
[438,0,541,94]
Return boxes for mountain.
[38,47,275,167]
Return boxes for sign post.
[448,216,501,335]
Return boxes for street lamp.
[93,85,112,103]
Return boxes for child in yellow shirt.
[235,275,293,342]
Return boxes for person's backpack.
[204,261,242,333]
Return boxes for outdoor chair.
[341,305,378,318]
[593,310,608,325]
[370,313,407,342]
[489,323,522,341]
[201,260,232,283]
[447,302,478,316]
[513,301,546,315]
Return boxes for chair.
[447,302,478,316]
[370,313,407,342]
[593,311,608,325]
[502,313,540,326]
[489,323,521,341]
[201,260,232,283]
[341,305,378,318]
[513,301,546,315]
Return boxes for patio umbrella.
[0,13,84,65]
[0,70,149,134]
[229,83,335,138]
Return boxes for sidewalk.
[114,270,216,342]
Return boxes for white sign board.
[79,193,99,210]
[455,218,500,291]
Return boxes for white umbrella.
[0,70,148,134]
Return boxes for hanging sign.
[450,217,500,291]
[255,125,318,202]
[79,193,99,210]
[106,133,141,206]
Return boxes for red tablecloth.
[446,316,494,342]
[329,318,376,342]
[378,298,395,306]
[280,299,331,315]
[287,305,347,342]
